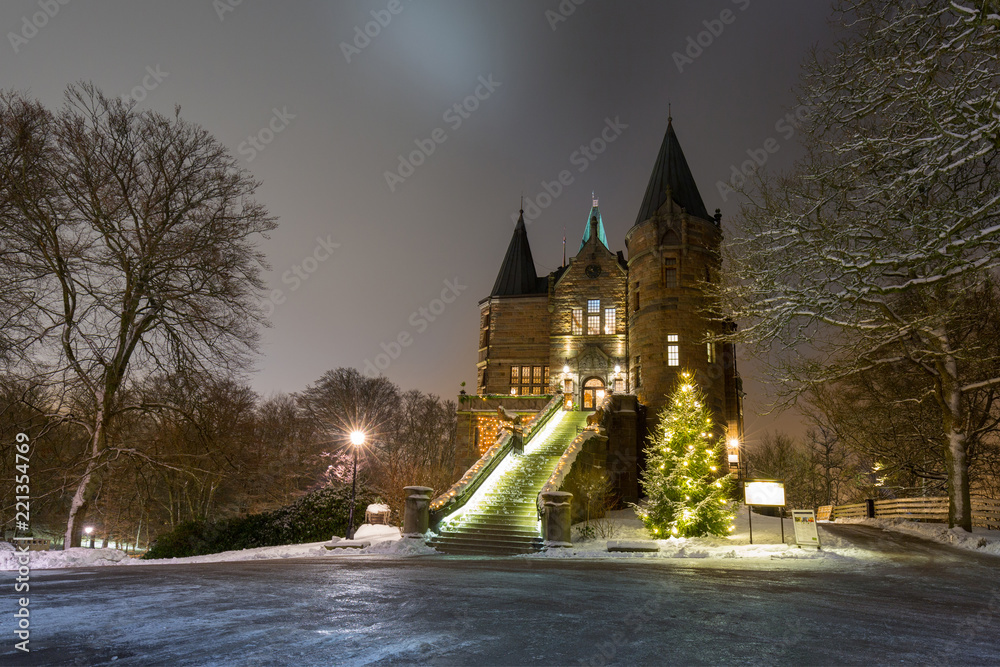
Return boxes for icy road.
[5,525,999,666]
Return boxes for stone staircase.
[429,410,589,556]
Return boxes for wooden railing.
[818,496,1000,529]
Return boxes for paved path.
[4,525,999,666]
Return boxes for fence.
[818,496,1000,529]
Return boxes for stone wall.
[624,198,729,427]
[548,223,628,403]
[478,294,550,395]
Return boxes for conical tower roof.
[490,210,543,297]
[579,196,609,251]
[635,118,710,224]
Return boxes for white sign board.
[744,480,785,507]
[792,509,821,548]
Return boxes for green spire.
[580,194,609,251]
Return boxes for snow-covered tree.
[715,1,1000,531]
[636,372,734,538]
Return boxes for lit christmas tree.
[636,371,735,538]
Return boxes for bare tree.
[807,282,1000,500]
[715,2,1000,530]
[0,84,276,546]
[298,369,460,521]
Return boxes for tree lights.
[635,372,734,537]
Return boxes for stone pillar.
[402,486,434,537]
[541,491,573,547]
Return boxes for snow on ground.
[836,516,1000,556]
[0,524,432,570]
[527,507,870,560]
[0,544,136,570]
[16,510,995,570]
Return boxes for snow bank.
[837,517,1000,556]
[352,524,401,541]
[362,536,438,556]
[526,507,869,561]
[0,524,424,570]
[0,546,136,571]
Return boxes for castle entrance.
[582,377,606,410]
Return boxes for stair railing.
[537,393,613,519]
[429,393,563,529]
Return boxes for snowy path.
[823,523,1000,568]
[5,544,999,666]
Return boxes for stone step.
[430,532,540,545]
[429,536,542,555]
[449,525,541,538]
[461,516,537,524]
[432,544,538,556]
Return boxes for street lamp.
[346,430,366,540]
[84,526,94,549]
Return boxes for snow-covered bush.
[144,484,379,559]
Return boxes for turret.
[624,118,733,436]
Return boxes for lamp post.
[84,526,94,549]
[347,430,366,540]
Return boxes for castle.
[454,118,744,502]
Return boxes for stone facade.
[455,118,745,499]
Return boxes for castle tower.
[476,209,551,397]
[625,118,741,442]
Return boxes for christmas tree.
[635,371,735,537]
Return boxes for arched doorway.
[582,377,606,410]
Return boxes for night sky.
[1,0,835,439]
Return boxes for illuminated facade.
[457,118,745,496]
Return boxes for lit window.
[604,307,616,334]
[571,309,583,335]
[543,366,550,384]
[533,366,542,384]
[588,299,600,313]
[511,366,519,384]
[667,334,679,366]
[707,342,716,364]
[521,366,531,382]
[613,378,624,393]
[588,314,600,335]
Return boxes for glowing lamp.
[728,438,739,449]
[350,430,366,446]
[562,365,570,374]
[614,364,621,374]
